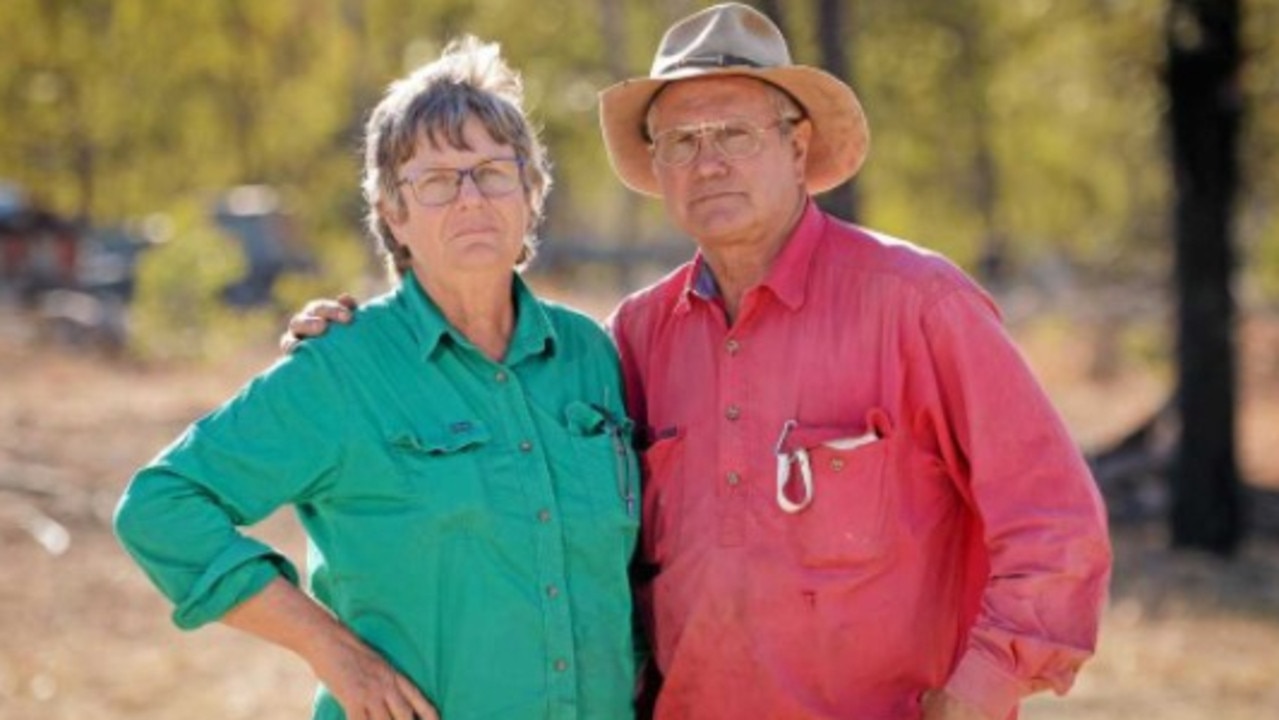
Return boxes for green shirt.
[114,273,640,720]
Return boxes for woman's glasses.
[398,157,525,207]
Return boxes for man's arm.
[280,293,358,352]
[918,287,1112,720]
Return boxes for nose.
[691,139,730,178]
[454,171,485,205]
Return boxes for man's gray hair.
[362,36,551,276]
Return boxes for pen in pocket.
[591,403,636,518]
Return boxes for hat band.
[662,53,763,74]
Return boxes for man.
[291,5,1111,719]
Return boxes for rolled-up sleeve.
[113,345,345,630]
[919,287,1112,720]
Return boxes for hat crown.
[651,3,791,77]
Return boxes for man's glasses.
[649,117,792,167]
[398,157,525,207]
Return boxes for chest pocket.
[783,408,896,568]
[563,401,640,525]
[384,420,491,532]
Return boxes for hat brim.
[599,65,870,198]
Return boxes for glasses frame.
[397,156,526,207]
[649,117,793,167]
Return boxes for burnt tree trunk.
[753,0,788,34]
[814,0,859,222]
[600,0,643,291]
[1166,0,1244,554]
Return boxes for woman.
[114,37,639,720]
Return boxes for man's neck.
[699,198,806,323]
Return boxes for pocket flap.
[389,419,491,455]
[782,408,894,453]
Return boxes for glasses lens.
[652,120,772,166]
[473,159,522,197]
[412,171,461,206]
[406,159,523,206]
[715,121,762,159]
[654,129,701,166]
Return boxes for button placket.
[505,386,577,707]
[718,326,749,545]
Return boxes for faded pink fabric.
[609,201,1111,720]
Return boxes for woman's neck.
[415,269,515,362]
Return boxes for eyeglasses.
[649,117,792,167]
[398,157,525,207]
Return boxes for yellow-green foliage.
[1,0,1277,316]
[129,205,276,361]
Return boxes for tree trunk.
[813,0,859,222]
[599,0,644,292]
[753,0,788,36]
[1166,0,1244,554]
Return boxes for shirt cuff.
[172,536,299,630]
[944,650,1027,720]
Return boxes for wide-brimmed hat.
[599,2,870,197]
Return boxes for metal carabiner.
[774,419,813,513]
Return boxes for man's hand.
[920,689,991,720]
[280,293,358,353]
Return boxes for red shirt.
[609,201,1111,720]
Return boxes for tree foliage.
[0,0,1275,299]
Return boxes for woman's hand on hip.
[305,625,439,720]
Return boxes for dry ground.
[1,291,1277,719]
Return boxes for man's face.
[647,76,811,252]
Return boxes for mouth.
[451,225,500,239]
[690,189,741,205]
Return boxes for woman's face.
[385,116,530,282]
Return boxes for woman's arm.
[224,577,438,720]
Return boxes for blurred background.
[0,0,1276,718]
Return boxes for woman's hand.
[223,578,438,720]
[303,622,439,720]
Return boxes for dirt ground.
[1,293,1277,720]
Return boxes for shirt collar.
[399,271,558,364]
[675,198,826,314]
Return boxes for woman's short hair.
[362,36,551,276]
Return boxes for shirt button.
[725,404,741,421]
[495,370,508,383]
[519,440,533,453]
[726,338,741,355]
[554,659,568,672]
[726,471,741,486]
[537,509,552,523]
[546,584,559,599]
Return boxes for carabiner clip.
[774,419,813,513]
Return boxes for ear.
[379,197,409,239]
[789,118,814,184]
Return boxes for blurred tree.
[0,0,1276,319]
[1166,0,1245,554]
[599,0,643,290]
[752,1,790,45]
[814,0,860,222]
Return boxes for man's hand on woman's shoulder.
[281,293,359,353]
